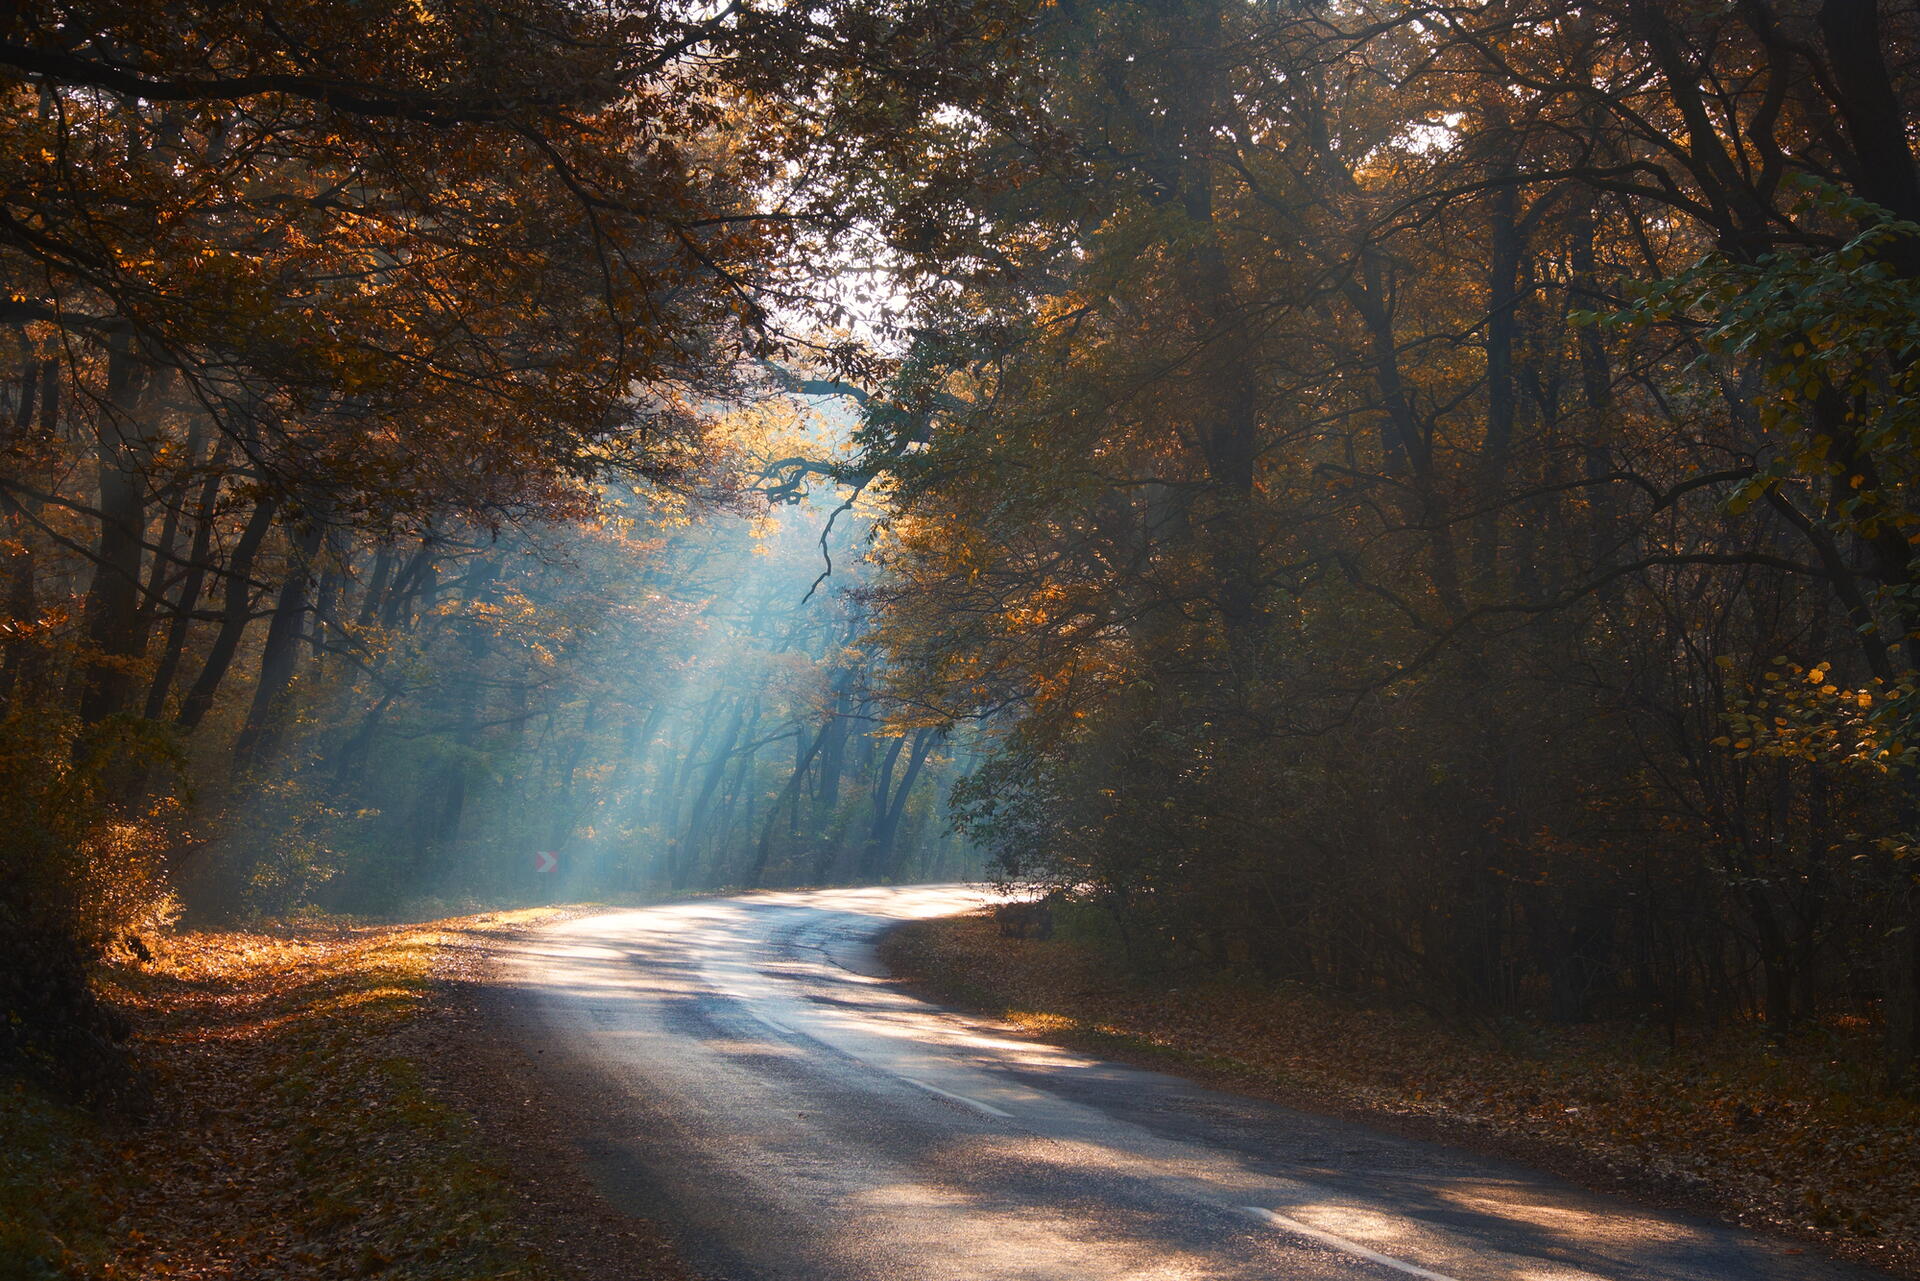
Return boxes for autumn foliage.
[6,0,1920,1215]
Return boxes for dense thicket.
[845,1,1920,1088]
[0,0,993,1096]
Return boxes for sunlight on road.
[480,887,1874,1281]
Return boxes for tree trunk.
[750,721,831,887]
[233,519,324,767]
[0,490,42,707]
[862,728,935,881]
[175,494,277,734]
[355,541,394,627]
[144,441,229,718]
[672,697,752,888]
[75,340,171,728]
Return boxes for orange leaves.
[1,0,811,528]
[1716,656,1916,775]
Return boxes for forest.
[4,0,1920,1123]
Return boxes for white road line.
[900,1075,1014,1119]
[1242,1207,1462,1281]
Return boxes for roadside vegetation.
[0,912,681,1281]
[848,0,1920,1099]
[882,909,1920,1278]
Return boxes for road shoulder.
[1,909,697,1281]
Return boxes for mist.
[177,391,986,921]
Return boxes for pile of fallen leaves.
[881,910,1920,1278]
[3,913,571,1280]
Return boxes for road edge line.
[1241,1206,1461,1281]
[900,1076,1014,1119]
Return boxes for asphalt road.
[492,885,1883,1281]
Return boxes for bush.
[0,708,174,1106]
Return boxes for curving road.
[490,885,1882,1281]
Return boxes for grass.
[0,910,578,1281]
[881,908,1920,1278]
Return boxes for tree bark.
[233,518,324,767]
[175,494,277,734]
[75,339,171,727]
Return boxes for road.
[491,885,1880,1281]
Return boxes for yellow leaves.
[1718,655,1914,771]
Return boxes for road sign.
[534,850,558,874]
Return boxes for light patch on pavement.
[497,887,1871,1281]
[1437,1182,1712,1246]
[538,943,632,959]
[901,1075,1015,1118]
[1243,1206,1461,1281]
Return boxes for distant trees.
[848,1,1920,1088]
[175,446,978,920]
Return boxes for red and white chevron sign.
[534,850,558,874]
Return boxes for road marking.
[900,1076,1014,1118]
[750,1010,793,1035]
[1242,1207,1461,1281]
